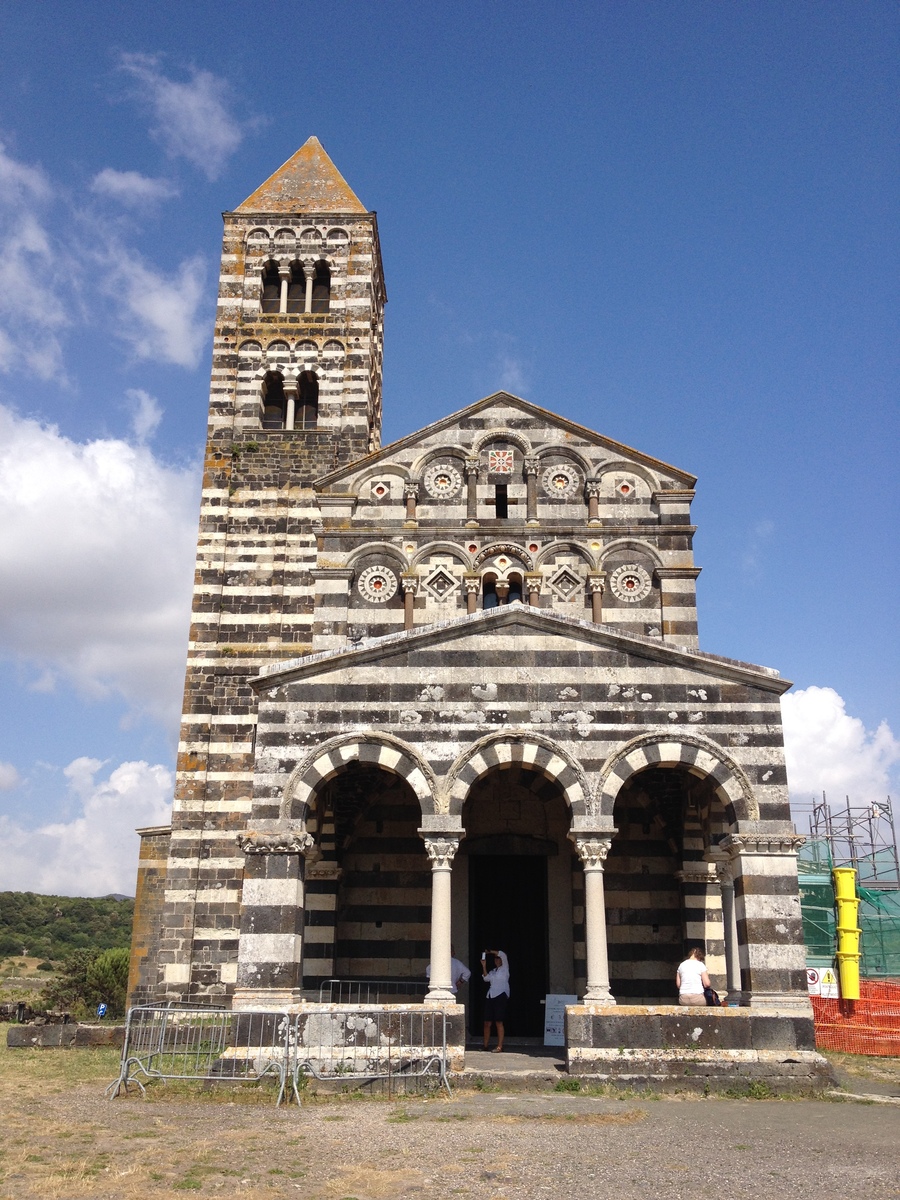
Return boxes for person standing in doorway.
[676,946,711,1006]
[482,949,510,1052]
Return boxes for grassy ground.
[0,958,53,1006]
[0,1026,898,1199]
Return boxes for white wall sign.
[543,994,578,1046]
[806,968,821,996]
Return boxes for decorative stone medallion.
[541,463,581,499]
[609,563,652,603]
[370,479,392,501]
[422,566,460,602]
[548,565,583,601]
[615,477,637,499]
[487,448,514,475]
[357,564,398,603]
[423,462,462,499]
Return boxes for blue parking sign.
[97,1003,108,1019]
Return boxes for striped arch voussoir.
[446,732,588,816]
[283,733,437,820]
[596,734,757,822]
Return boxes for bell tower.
[128,139,384,1004]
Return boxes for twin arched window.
[482,573,523,609]
[260,261,331,314]
[261,370,318,430]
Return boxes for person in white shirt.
[425,946,471,995]
[676,946,711,1006]
[481,949,510,1052]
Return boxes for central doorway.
[467,854,548,1037]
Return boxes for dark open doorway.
[467,854,548,1037]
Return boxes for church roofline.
[314,391,697,490]
[250,605,789,694]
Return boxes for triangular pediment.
[251,606,788,694]
[314,391,695,492]
[235,136,368,214]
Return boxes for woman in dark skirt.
[481,950,510,1052]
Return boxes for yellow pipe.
[832,867,861,1000]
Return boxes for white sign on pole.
[806,968,821,996]
[819,967,839,999]
[543,994,578,1046]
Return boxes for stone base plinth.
[565,1004,834,1092]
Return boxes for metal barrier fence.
[294,1007,450,1098]
[107,1003,450,1105]
[316,979,430,1004]
[106,1006,294,1104]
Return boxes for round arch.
[536,540,597,569]
[350,462,413,493]
[598,538,664,569]
[283,732,438,822]
[409,446,469,479]
[410,540,473,570]
[595,459,661,493]
[344,541,410,571]
[595,733,758,823]
[473,542,534,571]
[445,730,589,817]
[530,444,593,474]
[471,427,533,456]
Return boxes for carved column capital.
[463,575,481,595]
[403,481,420,499]
[584,480,602,500]
[524,454,540,476]
[401,573,419,595]
[586,573,606,594]
[422,835,462,869]
[573,836,612,869]
[464,457,480,477]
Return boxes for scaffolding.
[793,794,900,979]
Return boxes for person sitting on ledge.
[676,945,711,1006]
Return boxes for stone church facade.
[128,139,817,1066]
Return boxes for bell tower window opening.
[261,371,286,429]
[311,261,331,313]
[482,575,499,610]
[494,483,509,519]
[507,573,523,604]
[260,261,280,313]
[286,263,306,313]
[296,371,319,429]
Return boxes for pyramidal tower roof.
[235,136,368,214]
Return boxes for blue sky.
[0,1,897,893]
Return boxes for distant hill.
[0,892,134,961]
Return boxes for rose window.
[609,563,652,603]
[423,462,462,499]
[541,464,580,499]
[357,565,399,603]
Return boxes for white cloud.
[91,167,178,206]
[0,142,70,380]
[126,387,163,441]
[0,762,20,791]
[0,757,172,895]
[108,249,210,368]
[782,686,900,807]
[0,404,198,725]
[118,53,244,179]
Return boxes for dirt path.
[1,1038,898,1199]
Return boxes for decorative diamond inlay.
[548,566,583,601]
[422,566,460,602]
[488,449,514,474]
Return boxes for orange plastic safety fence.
[811,979,900,1056]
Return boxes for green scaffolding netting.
[797,840,900,977]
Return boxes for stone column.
[585,480,602,524]
[494,580,510,605]
[422,835,462,1002]
[524,455,540,524]
[403,481,419,524]
[586,574,606,623]
[464,575,480,614]
[278,266,290,315]
[304,261,315,313]
[401,574,418,631]
[722,831,811,1012]
[708,848,743,1003]
[233,829,320,1009]
[573,836,615,1003]
[525,574,542,607]
[465,457,479,526]
[283,381,298,432]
